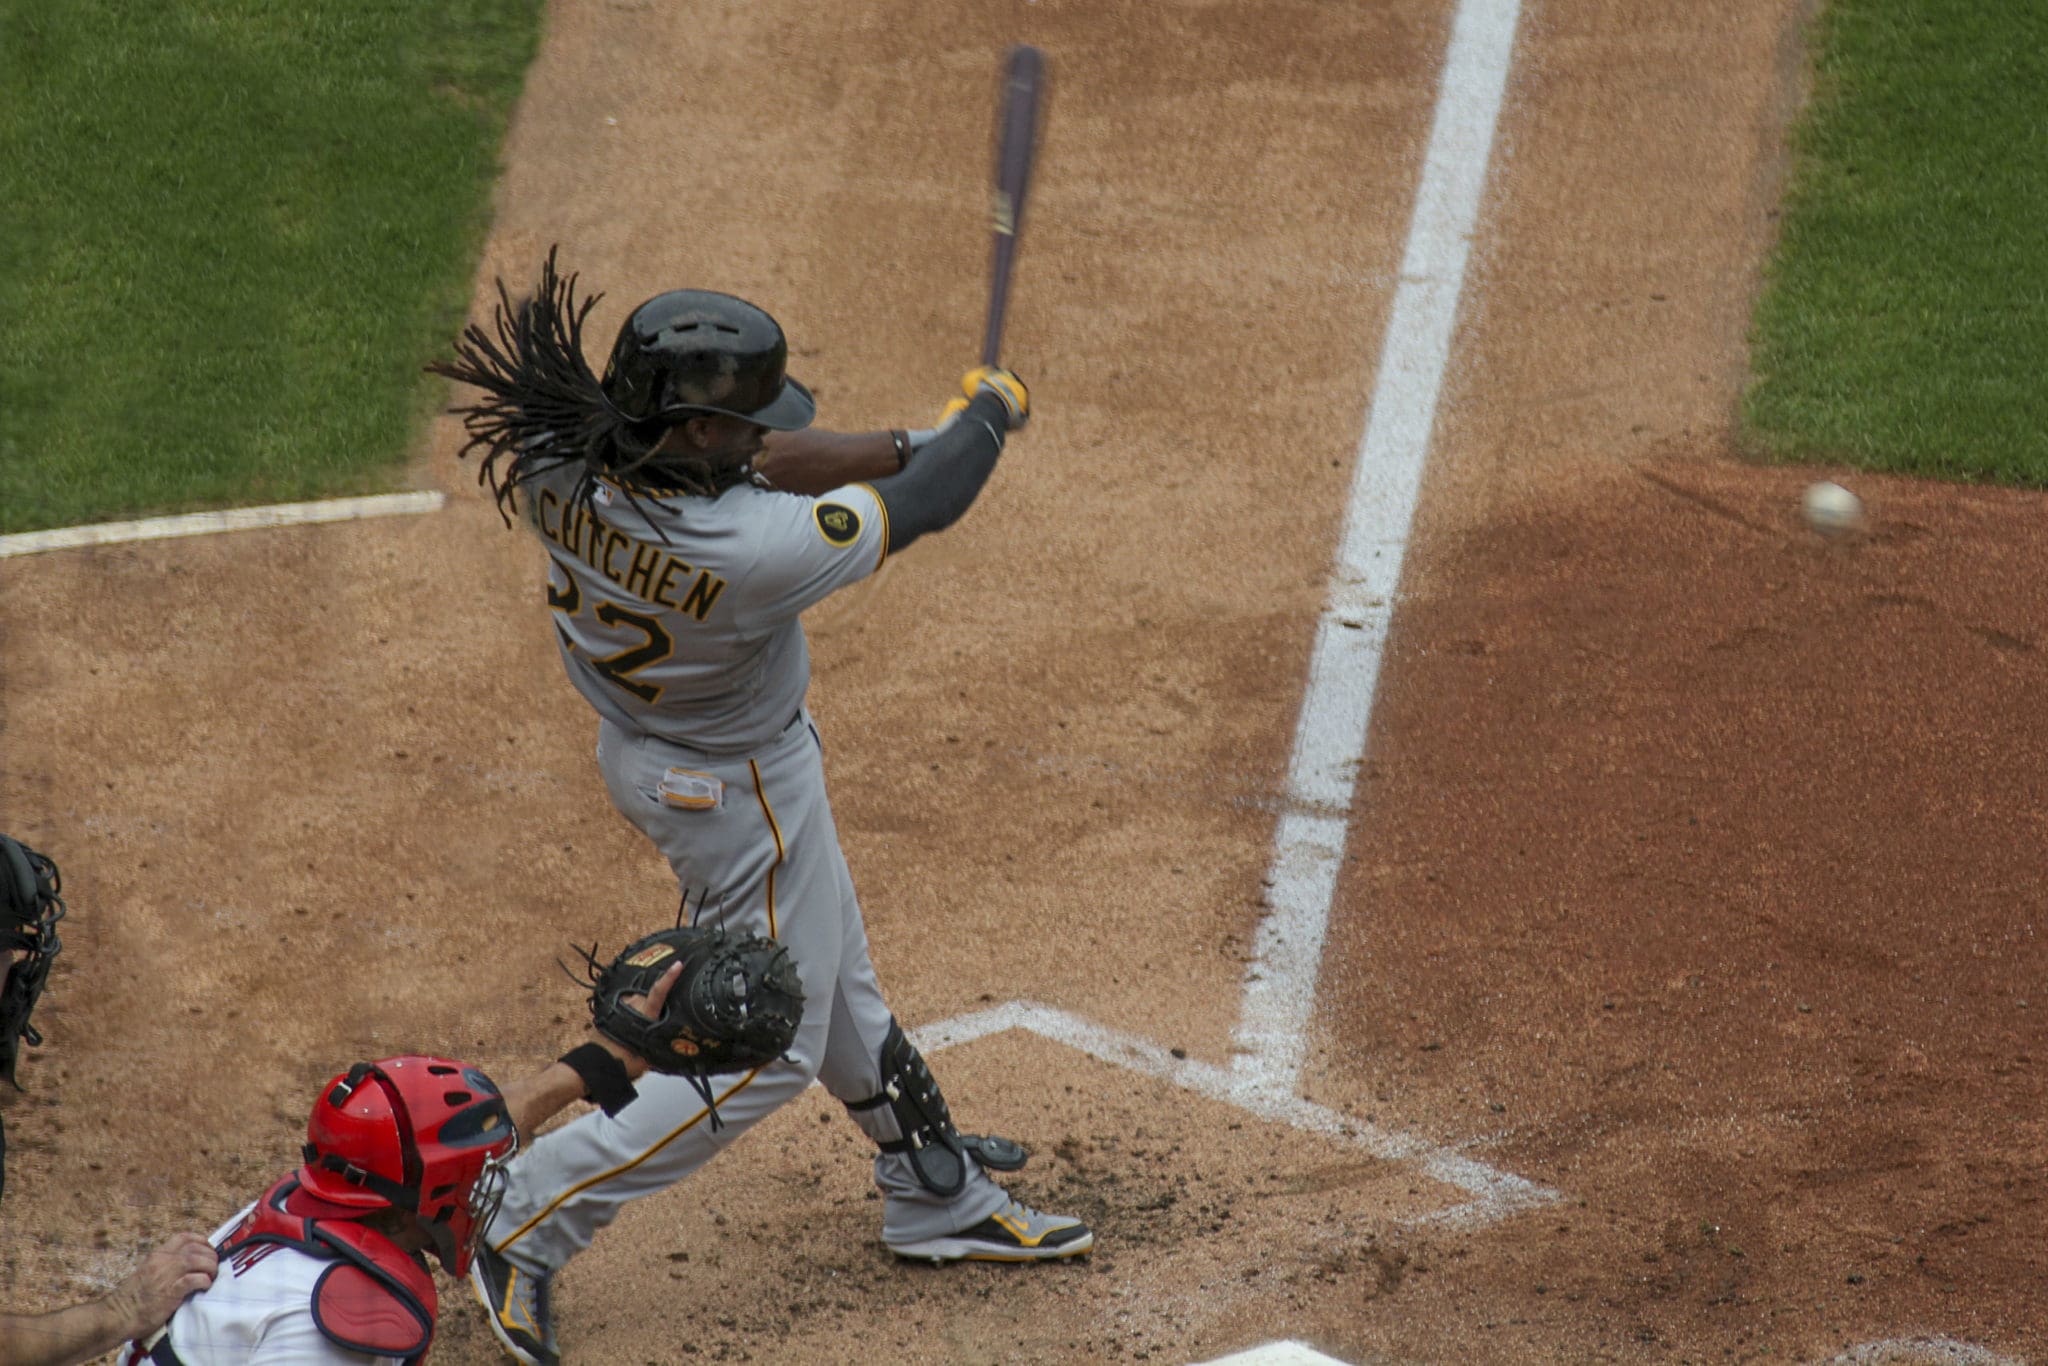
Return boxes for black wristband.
[890,429,912,471]
[559,1042,639,1117]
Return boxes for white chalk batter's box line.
[910,1002,1556,1229]
[914,1010,2036,1366]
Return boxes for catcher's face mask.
[464,1137,517,1266]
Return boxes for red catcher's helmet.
[298,1055,516,1275]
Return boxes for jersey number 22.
[546,558,673,703]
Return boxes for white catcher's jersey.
[517,465,888,754]
[121,1205,401,1366]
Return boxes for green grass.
[0,0,541,532]
[1744,0,2048,484]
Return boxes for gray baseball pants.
[484,711,1007,1271]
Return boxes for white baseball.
[1802,480,1864,534]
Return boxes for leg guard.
[844,1020,1028,1198]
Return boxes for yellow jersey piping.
[749,758,784,938]
[849,481,889,570]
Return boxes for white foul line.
[1233,0,1523,1095]
[1155,4,2021,1356]
[0,491,445,559]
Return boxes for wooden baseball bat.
[980,45,1047,367]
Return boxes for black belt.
[148,1336,185,1366]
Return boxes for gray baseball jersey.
[518,465,887,754]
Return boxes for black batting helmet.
[601,291,816,432]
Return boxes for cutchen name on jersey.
[533,487,728,620]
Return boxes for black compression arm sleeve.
[868,391,1010,552]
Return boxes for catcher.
[430,252,1089,1366]
[115,924,796,1366]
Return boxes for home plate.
[1194,1343,1351,1366]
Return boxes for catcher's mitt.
[578,926,804,1083]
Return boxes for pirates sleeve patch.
[814,502,862,547]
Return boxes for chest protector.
[219,1175,438,1362]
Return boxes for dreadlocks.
[426,247,691,526]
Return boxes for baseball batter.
[429,251,1090,1366]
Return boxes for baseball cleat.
[886,1199,1094,1263]
[470,1244,560,1366]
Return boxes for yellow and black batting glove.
[904,397,971,457]
[960,365,1029,430]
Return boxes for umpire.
[0,834,220,1366]
[1,1237,218,1366]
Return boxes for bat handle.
[981,232,1017,367]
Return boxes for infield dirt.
[3,0,2044,1362]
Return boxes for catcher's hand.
[581,927,804,1077]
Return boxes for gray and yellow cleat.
[886,1199,1094,1263]
[470,1244,560,1366]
